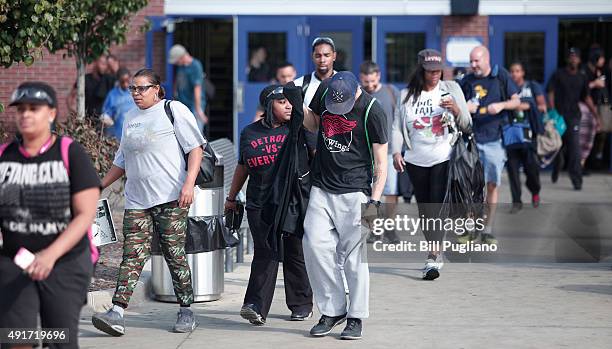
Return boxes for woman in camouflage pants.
[92,69,206,336]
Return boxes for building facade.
[2,0,612,146]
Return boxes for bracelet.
[226,196,237,203]
[367,199,381,208]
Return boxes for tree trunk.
[76,55,86,119]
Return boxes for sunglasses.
[266,86,284,98]
[311,37,335,50]
[10,87,55,106]
[128,85,156,94]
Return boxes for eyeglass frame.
[128,84,157,95]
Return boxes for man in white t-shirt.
[294,37,337,154]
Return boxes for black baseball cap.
[9,81,57,108]
[325,71,359,115]
[568,47,581,57]
[312,37,335,52]
[418,49,444,71]
[259,84,284,106]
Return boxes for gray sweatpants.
[303,186,370,319]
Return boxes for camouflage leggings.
[112,201,193,307]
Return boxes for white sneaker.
[424,254,444,270]
[422,254,443,280]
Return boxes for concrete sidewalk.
[78,173,612,348]
[79,261,612,349]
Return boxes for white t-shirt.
[114,100,206,209]
[294,71,336,107]
[403,84,453,167]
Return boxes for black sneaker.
[551,170,559,183]
[290,310,313,321]
[340,318,362,340]
[240,304,265,326]
[309,314,346,337]
[383,230,401,244]
[509,202,523,214]
[366,232,381,244]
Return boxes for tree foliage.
[0,0,63,68]
[0,0,149,117]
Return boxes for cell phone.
[14,247,35,270]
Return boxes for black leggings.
[405,161,449,243]
[244,208,313,319]
[506,147,541,203]
[0,250,92,349]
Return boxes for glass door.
[307,16,365,75]
[236,16,307,141]
[489,16,558,85]
[375,16,441,90]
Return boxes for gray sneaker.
[92,308,125,337]
[173,308,197,333]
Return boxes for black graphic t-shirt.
[309,83,388,195]
[0,139,101,260]
[239,121,290,209]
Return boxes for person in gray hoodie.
[391,49,471,280]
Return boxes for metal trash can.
[151,155,226,302]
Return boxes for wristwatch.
[226,196,237,203]
[367,199,381,207]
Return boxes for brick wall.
[441,15,489,79]
[0,0,163,132]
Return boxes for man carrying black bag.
[225,84,313,326]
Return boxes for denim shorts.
[476,139,507,187]
[383,154,399,196]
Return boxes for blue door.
[375,16,441,90]
[489,16,558,85]
[236,16,307,142]
[307,16,365,75]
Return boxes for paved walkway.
[78,173,612,348]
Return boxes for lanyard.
[18,135,55,158]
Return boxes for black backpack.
[164,100,217,186]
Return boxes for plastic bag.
[441,133,485,220]
[545,109,567,137]
[151,215,237,255]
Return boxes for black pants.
[406,161,449,243]
[553,117,582,187]
[244,209,313,319]
[506,146,541,203]
[0,250,92,349]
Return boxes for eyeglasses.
[128,85,156,94]
[266,86,284,98]
[10,87,55,106]
[311,37,335,50]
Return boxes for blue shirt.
[175,58,206,113]
[102,86,136,141]
[461,66,519,143]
